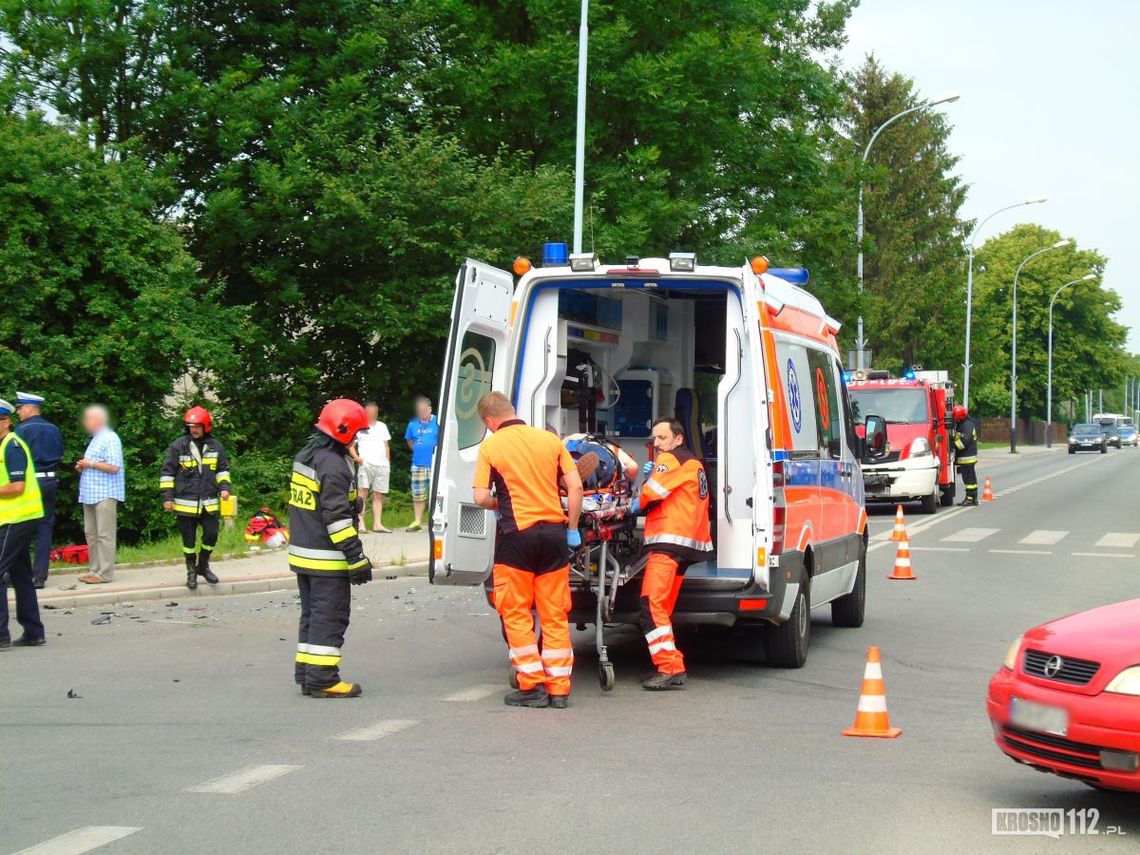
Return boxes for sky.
[839,0,1140,352]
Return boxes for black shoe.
[549,695,569,710]
[14,635,46,647]
[0,636,10,651]
[34,580,45,590]
[199,568,219,584]
[300,685,311,696]
[186,571,198,590]
[504,686,550,708]
[957,498,978,507]
[197,552,219,584]
[643,671,687,691]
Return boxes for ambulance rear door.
[430,259,514,585]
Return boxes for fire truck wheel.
[919,489,938,515]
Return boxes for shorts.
[410,465,431,502]
[358,463,390,493]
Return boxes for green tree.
[0,108,239,542]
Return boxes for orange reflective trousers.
[492,564,573,696]
[639,552,685,675]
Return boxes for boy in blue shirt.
[404,396,439,532]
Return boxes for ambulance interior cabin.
[514,279,757,580]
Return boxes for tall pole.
[1010,240,1070,452]
[855,92,959,370]
[1046,274,1096,448]
[571,0,589,254]
[963,197,1047,407]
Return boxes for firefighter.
[288,399,373,698]
[952,404,979,506]
[631,417,713,690]
[472,392,583,709]
[160,406,232,590]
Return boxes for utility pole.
[571,0,589,254]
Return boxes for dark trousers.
[0,520,45,641]
[958,463,978,501]
[177,513,219,559]
[295,574,351,690]
[31,477,58,585]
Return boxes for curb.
[22,562,430,611]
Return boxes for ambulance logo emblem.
[787,359,802,433]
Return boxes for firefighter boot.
[643,671,688,691]
[309,681,362,698]
[185,556,198,590]
[197,550,219,584]
[504,686,550,708]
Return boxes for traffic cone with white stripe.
[888,530,916,581]
[842,646,902,738]
[982,476,994,502]
[890,505,907,541]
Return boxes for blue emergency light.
[767,267,810,285]
[543,242,569,266]
[843,371,854,384]
[903,369,917,380]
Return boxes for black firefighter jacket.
[287,434,369,576]
[160,434,232,517]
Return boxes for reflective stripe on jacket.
[639,446,713,565]
[953,417,979,464]
[160,433,231,516]
[287,435,368,576]
[0,433,44,525]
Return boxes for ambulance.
[429,248,889,667]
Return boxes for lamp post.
[962,197,1048,407]
[571,0,589,253]
[1010,239,1071,452]
[855,91,960,369]
[1046,273,1098,448]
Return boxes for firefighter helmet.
[184,406,213,432]
[316,399,369,445]
[952,404,968,422]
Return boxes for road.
[2,446,1137,854]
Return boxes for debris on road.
[91,614,111,625]
[66,689,82,699]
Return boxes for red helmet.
[184,406,213,432]
[316,399,368,445]
[952,404,968,421]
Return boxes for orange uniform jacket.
[639,446,713,565]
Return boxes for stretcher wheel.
[599,661,615,692]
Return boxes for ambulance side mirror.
[862,414,888,462]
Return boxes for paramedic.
[632,417,713,690]
[472,391,583,709]
[288,399,373,698]
[952,404,979,507]
[160,406,232,590]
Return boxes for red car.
[987,599,1140,792]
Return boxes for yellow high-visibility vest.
[0,432,44,525]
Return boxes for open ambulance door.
[429,259,514,585]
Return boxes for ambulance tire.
[831,543,866,629]
[764,580,810,668]
[919,489,938,515]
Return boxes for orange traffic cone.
[889,505,907,541]
[843,646,902,738]
[888,531,916,581]
[982,476,994,502]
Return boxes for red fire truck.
[845,369,956,513]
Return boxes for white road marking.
[941,527,1000,543]
[334,719,419,742]
[185,764,301,794]
[908,546,970,552]
[1094,532,1140,549]
[13,827,142,855]
[1019,530,1068,546]
[1072,552,1135,560]
[989,549,1052,556]
[442,685,500,702]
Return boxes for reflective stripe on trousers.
[640,552,686,675]
[493,564,573,696]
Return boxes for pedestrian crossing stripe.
[1019,530,1068,545]
[1095,532,1140,549]
[941,527,999,543]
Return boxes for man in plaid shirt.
[76,405,125,584]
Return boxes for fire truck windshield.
[849,388,928,425]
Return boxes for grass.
[978,440,1009,450]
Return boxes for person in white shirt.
[350,402,392,533]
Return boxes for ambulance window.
[808,350,843,459]
[777,341,820,458]
[455,331,496,450]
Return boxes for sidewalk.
[978,444,1058,462]
[7,529,431,611]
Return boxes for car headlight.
[909,437,932,458]
[1068,437,1077,443]
[1003,635,1023,670]
[1105,665,1140,696]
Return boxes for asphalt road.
[2,446,1138,854]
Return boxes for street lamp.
[1010,239,1071,452]
[1046,273,1098,448]
[571,0,589,253]
[855,91,960,369]
[962,196,1048,407]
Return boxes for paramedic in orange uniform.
[472,392,583,709]
[632,417,713,690]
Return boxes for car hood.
[1024,599,1140,670]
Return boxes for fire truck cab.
[846,369,956,513]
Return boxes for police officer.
[631,417,713,690]
[952,404,979,506]
[14,392,63,589]
[288,399,373,698]
[160,406,232,590]
[0,399,46,648]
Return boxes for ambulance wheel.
[831,544,866,629]
[764,582,810,668]
[599,661,615,691]
[919,489,938,515]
